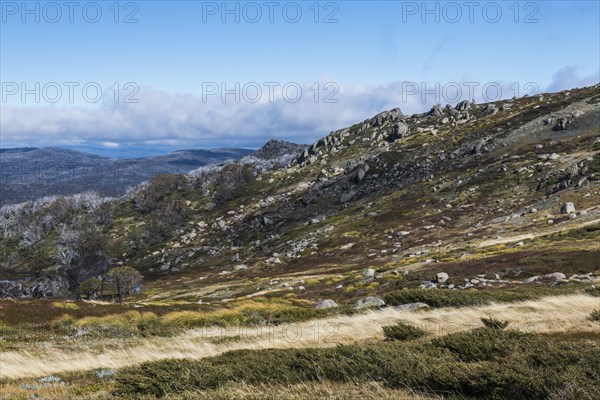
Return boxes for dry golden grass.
[0,383,111,400]
[0,380,439,400]
[1,294,597,380]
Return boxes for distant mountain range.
[0,146,257,206]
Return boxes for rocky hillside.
[249,140,307,161]
[1,84,599,301]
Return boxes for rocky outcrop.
[369,108,404,127]
[251,140,307,161]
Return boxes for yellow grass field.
[2,294,597,380]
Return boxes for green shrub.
[115,330,600,400]
[385,289,484,308]
[432,328,535,362]
[137,314,174,337]
[383,322,427,341]
[383,287,580,309]
[584,286,600,297]
[481,317,510,329]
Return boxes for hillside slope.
[1,85,599,302]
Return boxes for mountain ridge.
[0,143,309,206]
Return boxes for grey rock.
[429,104,443,117]
[387,121,409,142]
[261,216,273,226]
[338,191,356,204]
[553,117,571,131]
[561,202,575,214]
[315,299,338,309]
[362,268,375,279]
[455,100,470,111]
[354,296,385,308]
[436,272,449,283]
[355,168,366,183]
[370,108,404,127]
[544,272,566,280]
[524,276,540,284]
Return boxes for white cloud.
[2,68,598,150]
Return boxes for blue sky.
[1,0,599,156]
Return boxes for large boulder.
[436,272,449,283]
[354,296,385,309]
[370,108,404,127]
[523,276,541,284]
[553,117,571,131]
[561,202,575,214]
[355,168,366,183]
[455,100,470,111]
[338,191,356,204]
[387,122,409,142]
[544,272,566,280]
[429,104,443,117]
[315,299,338,309]
[483,104,497,114]
[362,268,375,279]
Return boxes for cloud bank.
[2,68,598,150]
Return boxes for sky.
[1,0,599,157]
